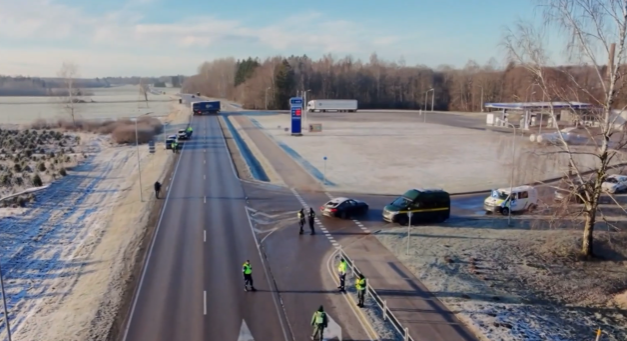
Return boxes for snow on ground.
[249,114,608,195]
[373,219,627,341]
[0,102,189,341]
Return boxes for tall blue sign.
[290,97,303,136]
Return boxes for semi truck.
[191,101,221,115]
[307,99,358,112]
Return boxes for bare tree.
[503,0,627,258]
[57,62,84,125]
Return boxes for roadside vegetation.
[0,127,86,206]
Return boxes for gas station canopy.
[484,101,593,110]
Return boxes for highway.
[122,115,289,341]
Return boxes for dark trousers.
[311,324,324,339]
[244,274,254,288]
[299,218,305,233]
[338,273,346,290]
[357,289,365,306]
[155,189,160,199]
[308,218,315,233]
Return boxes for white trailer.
[307,99,358,112]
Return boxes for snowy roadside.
[1,102,189,341]
[373,218,627,341]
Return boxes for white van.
[483,185,538,215]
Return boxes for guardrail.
[336,247,415,341]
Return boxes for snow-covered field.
[374,219,627,341]
[0,101,189,341]
[248,114,608,195]
[0,85,177,125]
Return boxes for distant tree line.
[0,75,186,96]
[182,54,623,111]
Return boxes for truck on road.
[191,101,221,115]
[307,99,358,113]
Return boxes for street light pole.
[504,122,517,226]
[134,112,152,202]
[425,88,434,111]
[303,89,311,130]
[265,87,271,110]
[0,261,12,341]
[476,85,484,112]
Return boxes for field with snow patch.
[0,100,189,341]
[374,219,627,341]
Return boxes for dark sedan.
[320,197,369,219]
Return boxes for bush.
[37,162,46,172]
[13,163,21,172]
[14,176,23,186]
[111,125,156,144]
[31,174,42,186]
[1,173,11,185]
[64,156,71,163]
[59,168,67,176]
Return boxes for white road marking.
[204,230,206,242]
[204,160,206,164]
[204,196,206,204]
[204,174,206,180]
[238,320,255,341]
[121,119,191,341]
[203,290,207,315]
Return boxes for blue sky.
[0,0,548,77]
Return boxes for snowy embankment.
[0,102,188,341]
[374,219,627,341]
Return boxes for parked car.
[320,197,369,219]
[177,129,188,140]
[602,174,627,194]
[165,135,177,149]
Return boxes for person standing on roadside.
[242,260,256,291]
[337,258,347,292]
[154,181,162,199]
[310,305,328,340]
[356,274,367,307]
[298,208,305,235]
[308,207,316,235]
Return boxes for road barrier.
[336,247,415,341]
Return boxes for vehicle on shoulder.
[320,197,369,219]
[484,185,538,215]
[601,174,627,194]
[177,129,188,140]
[554,179,589,203]
[382,188,450,225]
[165,135,177,149]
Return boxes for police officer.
[186,126,193,137]
[242,260,256,291]
[356,274,366,307]
[310,305,328,340]
[154,181,161,199]
[308,208,316,235]
[171,141,178,153]
[297,208,305,235]
[337,258,347,292]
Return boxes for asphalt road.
[122,115,290,341]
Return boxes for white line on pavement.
[204,196,206,204]
[203,291,207,315]
[204,230,206,242]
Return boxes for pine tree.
[272,59,295,110]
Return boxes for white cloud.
[0,0,418,76]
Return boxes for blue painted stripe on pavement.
[249,118,336,187]
[223,116,269,182]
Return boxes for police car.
[320,197,369,219]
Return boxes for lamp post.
[476,85,484,112]
[265,87,271,110]
[426,88,434,111]
[503,122,517,226]
[134,112,153,202]
[303,89,311,130]
[0,260,11,341]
